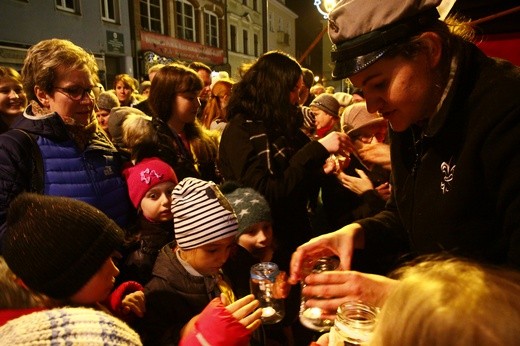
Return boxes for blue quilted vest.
[38,136,130,228]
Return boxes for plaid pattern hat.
[123,157,178,208]
[171,178,238,250]
[328,0,441,79]
[0,307,142,345]
[223,186,272,237]
[3,193,124,299]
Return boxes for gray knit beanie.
[3,193,124,299]
[96,91,120,111]
[223,186,272,237]
[310,93,340,117]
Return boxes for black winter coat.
[358,41,520,268]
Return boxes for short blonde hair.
[370,257,520,346]
[21,39,98,102]
[0,66,22,83]
[122,112,153,151]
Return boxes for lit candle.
[303,307,322,320]
[262,306,276,318]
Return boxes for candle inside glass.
[262,306,276,318]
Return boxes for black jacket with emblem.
[358,41,520,268]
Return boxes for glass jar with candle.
[299,256,340,331]
[250,262,285,324]
[328,301,379,346]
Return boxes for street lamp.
[314,0,338,19]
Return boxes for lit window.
[204,11,220,48]
[176,0,196,42]
[140,0,164,34]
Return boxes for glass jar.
[299,256,340,331]
[250,262,285,324]
[328,301,379,346]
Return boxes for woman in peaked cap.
[290,0,520,314]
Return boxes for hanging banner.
[140,31,224,65]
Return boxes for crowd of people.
[0,0,519,344]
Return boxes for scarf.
[29,100,113,152]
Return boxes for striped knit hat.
[0,307,142,345]
[171,178,238,250]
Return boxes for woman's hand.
[302,271,397,313]
[337,169,374,195]
[120,290,146,317]
[289,224,364,284]
[318,132,354,155]
[357,142,391,170]
[375,182,391,201]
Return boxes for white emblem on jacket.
[440,160,456,194]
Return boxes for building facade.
[226,0,264,78]
[132,0,227,80]
[266,0,297,56]
[0,0,133,89]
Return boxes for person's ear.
[35,86,50,107]
[419,32,443,68]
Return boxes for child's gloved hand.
[121,290,146,317]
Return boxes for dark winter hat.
[310,93,340,117]
[3,193,124,300]
[223,186,272,237]
[328,0,441,79]
[96,91,120,111]
[107,106,147,147]
[123,157,178,208]
[171,178,238,250]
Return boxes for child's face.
[238,221,273,261]
[182,235,236,276]
[69,253,120,305]
[140,181,176,222]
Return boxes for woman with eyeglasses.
[0,38,132,246]
[131,63,221,183]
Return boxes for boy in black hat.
[2,193,145,321]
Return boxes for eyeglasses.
[351,134,375,144]
[54,86,100,101]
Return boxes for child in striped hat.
[142,177,262,346]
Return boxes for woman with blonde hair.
[0,39,131,244]
[369,257,520,346]
[314,256,520,346]
[0,67,27,134]
[113,73,139,107]
[201,79,233,132]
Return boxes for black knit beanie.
[3,193,124,300]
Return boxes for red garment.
[0,307,45,326]
[106,280,144,322]
[180,298,251,346]
[316,123,335,139]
